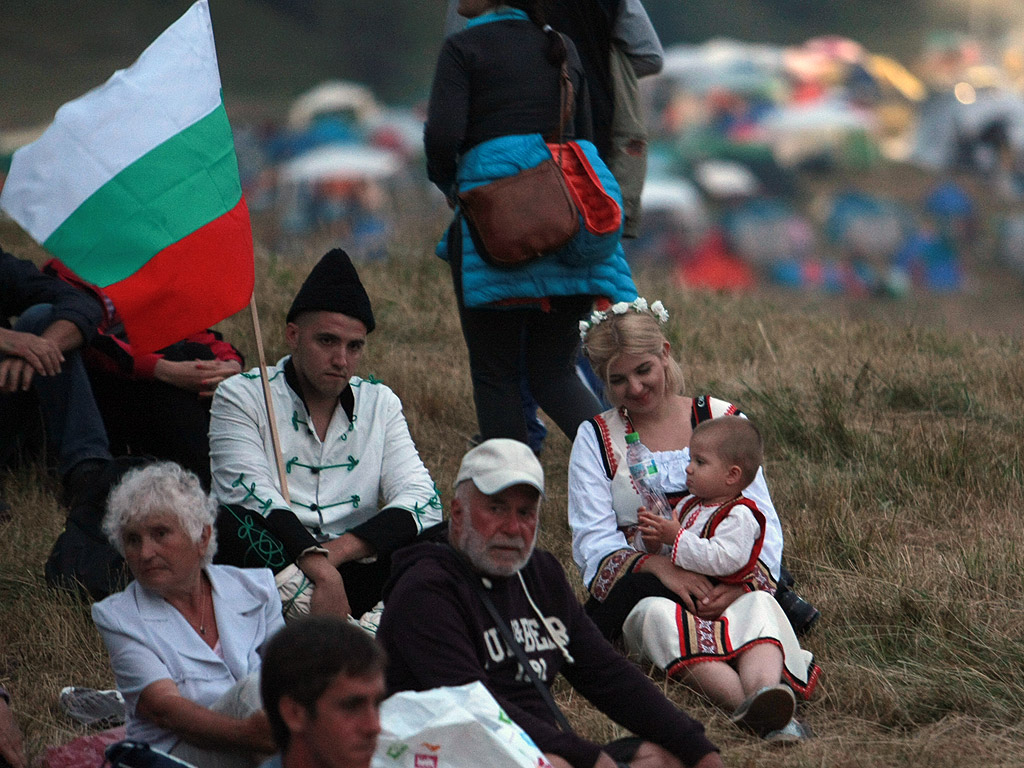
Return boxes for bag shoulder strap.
[448,546,574,733]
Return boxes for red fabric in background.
[43,726,126,768]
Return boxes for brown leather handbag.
[457,59,579,267]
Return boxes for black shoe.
[776,586,821,636]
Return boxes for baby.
[637,415,766,584]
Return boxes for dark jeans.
[457,295,602,444]
[0,304,110,477]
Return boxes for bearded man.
[377,439,724,768]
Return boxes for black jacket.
[378,534,718,768]
[1,247,102,340]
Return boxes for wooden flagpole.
[249,294,291,505]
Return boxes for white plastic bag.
[371,681,552,768]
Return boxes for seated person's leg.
[11,304,110,496]
[607,738,689,768]
[91,370,214,488]
[735,643,784,697]
[674,660,745,712]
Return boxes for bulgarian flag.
[0,0,253,355]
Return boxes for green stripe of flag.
[44,101,242,288]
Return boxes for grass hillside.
[1,209,1023,766]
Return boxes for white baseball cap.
[455,438,545,496]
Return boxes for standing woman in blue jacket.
[425,0,637,447]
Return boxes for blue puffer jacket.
[438,133,637,308]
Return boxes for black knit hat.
[286,249,375,332]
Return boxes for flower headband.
[579,297,669,341]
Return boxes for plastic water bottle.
[625,432,673,519]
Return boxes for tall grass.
[2,217,1023,766]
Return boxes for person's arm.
[637,509,679,550]
[443,0,464,37]
[692,582,748,621]
[0,318,86,392]
[634,555,713,613]
[209,378,293,514]
[0,250,103,345]
[208,379,351,616]
[92,598,275,754]
[39,318,84,354]
[566,42,594,143]
[740,464,783,579]
[424,39,470,199]
[567,422,636,591]
[346,388,441,557]
[670,508,760,577]
[611,0,664,77]
[136,679,274,753]
[153,358,242,397]
[0,690,26,768]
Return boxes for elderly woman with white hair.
[92,462,284,768]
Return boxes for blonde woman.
[568,300,819,742]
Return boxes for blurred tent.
[893,224,963,292]
[912,87,1024,172]
[286,80,379,131]
[866,55,927,103]
[692,158,760,199]
[760,99,877,168]
[278,144,402,184]
[722,197,815,271]
[674,228,756,291]
[661,39,786,94]
[654,35,917,179]
[826,190,912,257]
[997,213,1024,279]
[274,143,404,251]
[364,106,426,160]
[625,175,708,266]
[639,176,709,232]
[266,80,383,162]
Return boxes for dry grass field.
[1,194,1023,767]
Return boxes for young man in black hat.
[209,249,440,621]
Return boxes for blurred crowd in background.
[7,28,1024,294]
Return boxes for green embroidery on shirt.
[286,456,359,473]
[408,486,443,532]
[241,369,283,381]
[291,411,309,432]
[292,494,360,512]
[231,473,274,514]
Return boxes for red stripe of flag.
[104,197,254,355]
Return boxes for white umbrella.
[278,144,402,184]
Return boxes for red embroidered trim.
[590,548,643,601]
